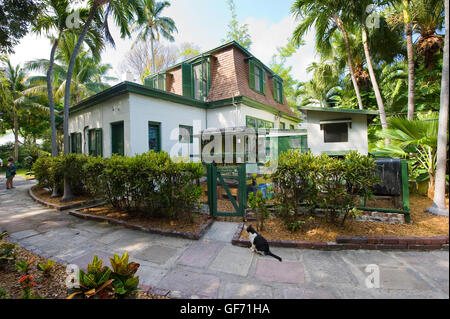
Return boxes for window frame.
[88,128,103,157]
[248,59,266,95]
[148,121,162,152]
[246,115,273,130]
[322,122,349,143]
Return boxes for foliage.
[109,252,140,298]
[222,0,252,49]
[15,258,35,274]
[270,150,378,227]
[37,259,56,276]
[0,242,17,267]
[32,154,88,196]
[0,0,42,54]
[19,275,41,299]
[248,190,270,231]
[67,255,114,299]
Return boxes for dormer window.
[144,73,166,91]
[181,57,210,101]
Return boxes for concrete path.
[0,178,448,299]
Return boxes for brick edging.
[28,186,106,211]
[231,223,449,251]
[68,208,215,240]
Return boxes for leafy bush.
[33,154,88,196]
[109,252,140,298]
[248,190,269,231]
[269,150,378,227]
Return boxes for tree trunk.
[362,27,389,143]
[406,23,415,120]
[335,16,364,110]
[47,38,59,157]
[13,109,19,161]
[150,28,156,74]
[427,0,449,216]
[427,172,435,200]
[61,3,98,202]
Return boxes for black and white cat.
[245,225,282,262]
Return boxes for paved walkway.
[0,177,448,299]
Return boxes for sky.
[9,0,318,84]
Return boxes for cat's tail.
[267,251,282,262]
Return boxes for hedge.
[32,151,203,220]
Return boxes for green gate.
[206,163,247,218]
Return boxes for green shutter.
[249,59,255,89]
[273,80,278,102]
[144,77,153,88]
[279,81,283,102]
[96,129,103,157]
[182,62,193,98]
[261,69,266,94]
[77,133,82,154]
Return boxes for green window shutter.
[182,62,193,98]
[273,79,278,102]
[70,134,75,153]
[261,68,266,94]
[144,77,153,88]
[248,59,255,89]
[96,129,103,157]
[279,81,283,102]
[207,58,211,93]
[77,133,82,154]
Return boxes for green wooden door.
[111,122,124,156]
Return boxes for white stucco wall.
[305,110,369,155]
[68,94,131,157]
[128,93,206,156]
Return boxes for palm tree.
[133,0,177,74]
[291,0,365,110]
[32,0,104,157]
[347,1,390,135]
[1,59,47,161]
[372,114,441,199]
[298,61,340,108]
[387,0,416,120]
[59,0,143,202]
[427,0,448,216]
[412,0,445,71]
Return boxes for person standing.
[5,157,16,189]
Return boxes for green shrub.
[269,150,378,227]
[248,190,269,231]
[83,156,108,198]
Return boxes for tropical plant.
[0,58,48,161]
[60,0,144,202]
[67,255,114,299]
[291,0,365,110]
[133,0,178,74]
[19,275,41,299]
[15,258,35,274]
[0,243,17,267]
[37,259,56,276]
[372,113,441,198]
[248,190,269,231]
[109,252,140,298]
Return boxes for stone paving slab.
[281,286,340,299]
[209,244,254,277]
[221,282,274,299]
[135,263,169,287]
[255,259,305,284]
[156,269,221,298]
[202,221,240,242]
[177,241,224,268]
[9,229,39,240]
[134,245,179,265]
[301,250,360,285]
[363,265,432,290]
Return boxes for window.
[179,125,193,143]
[145,73,166,91]
[70,133,82,154]
[290,124,295,130]
[248,59,266,95]
[148,121,161,152]
[88,129,103,157]
[246,116,273,130]
[273,78,283,103]
[111,121,124,156]
[280,122,285,130]
[182,58,210,100]
[323,123,348,143]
